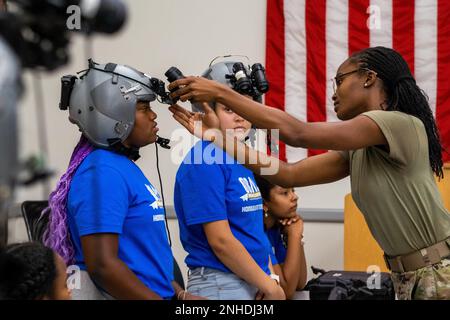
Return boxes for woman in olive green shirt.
[168,47,450,300]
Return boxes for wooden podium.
[344,163,450,272]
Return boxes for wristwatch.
[270,273,280,285]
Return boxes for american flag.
[265,0,450,163]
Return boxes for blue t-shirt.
[67,149,174,299]
[174,140,270,274]
[266,227,287,265]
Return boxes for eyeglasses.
[331,68,374,94]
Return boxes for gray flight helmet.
[68,61,158,148]
[191,61,263,113]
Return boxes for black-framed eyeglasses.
[331,68,374,94]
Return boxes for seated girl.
[254,175,307,299]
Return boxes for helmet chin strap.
[107,138,141,161]
[106,136,171,160]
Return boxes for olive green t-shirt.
[347,110,450,256]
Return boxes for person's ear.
[364,70,378,88]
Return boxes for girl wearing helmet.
[44,61,201,300]
[173,59,285,300]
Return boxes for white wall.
[10,0,346,283]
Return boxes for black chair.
[21,200,49,242]
[21,200,185,289]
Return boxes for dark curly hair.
[0,242,56,300]
[349,46,445,179]
[254,174,276,202]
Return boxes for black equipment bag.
[305,266,395,300]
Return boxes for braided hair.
[0,242,56,300]
[42,135,94,265]
[349,46,445,178]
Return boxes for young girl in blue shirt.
[254,175,307,299]
[43,61,200,300]
[174,59,285,300]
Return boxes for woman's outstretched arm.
[168,77,387,150]
[169,104,349,188]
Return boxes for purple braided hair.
[42,135,94,265]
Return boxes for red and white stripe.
[265,0,450,162]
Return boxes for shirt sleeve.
[362,110,420,166]
[176,163,228,226]
[68,165,129,236]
